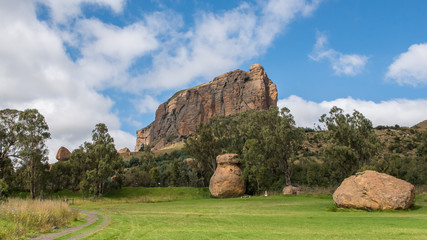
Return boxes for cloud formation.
[386,43,427,86]
[0,1,135,162]
[37,0,125,24]
[0,0,321,162]
[129,0,322,91]
[310,32,368,76]
[279,95,427,128]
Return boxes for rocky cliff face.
[135,64,277,151]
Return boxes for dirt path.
[32,210,109,240]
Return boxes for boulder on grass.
[209,154,245,198]
[282,186,302,195]
[56,146,71,161]
[333,170,415,210]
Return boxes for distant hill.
[413,120,427,130]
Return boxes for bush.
[123,168,152,187]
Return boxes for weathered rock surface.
[209,154,245,198]
[333,170,415,210]
[118,147,131,154]
[135,64,277,151]
[56,146,71,161]
[282,186,302,195]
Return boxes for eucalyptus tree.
[185,122,221,177]
[319,106,380,182]
[17,109,51,199]
[0,109,21,185]
[242,106,303,191]
[84,123,123,196]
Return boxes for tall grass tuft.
[0,198,80,239]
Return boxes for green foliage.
[374,154,427,185]
[0,109,21,187]
[124,157,140,168]
[185,122,221,177]
[242,106,304,192]
[1,108,52,197]
[185,107,304,192]
[319,106,380,183]
[83,123,123,196]
[48,160,72,192]
[123,168,152,187]
[0,179,8,200]
[15,109,51,199]
[418,132,427,161]
[48,123,124,197]
[166,134,178,143]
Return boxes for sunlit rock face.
[333,170,415,210]
[135,64,277,151]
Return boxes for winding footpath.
[32,210,109,240]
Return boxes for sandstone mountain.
[135,64,277,151]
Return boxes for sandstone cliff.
[135,64,277,151]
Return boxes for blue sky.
[1,0,427,162]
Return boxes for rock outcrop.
[118,147,131,154]
[333,170,415,210]
[209,154,245,198]
[135,64,277,151]
[56,146,71,161]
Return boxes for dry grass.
[0,198,80,239]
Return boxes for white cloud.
[0,1,134,162]
[279,95,427,128]
[129,0,322,90]
[310,32,368,76]
[386,43,427,86]
[0,0,322,162]
[37,0,125,24]
[134,95,160,114]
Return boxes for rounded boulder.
[333,170,415,210]
[209,154,245,198]
[56,146,71,161]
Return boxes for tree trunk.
[285,169,292,186]
[30,158,35,199]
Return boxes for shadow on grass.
[326,204,422,212]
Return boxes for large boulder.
[333,170,415,210]
[56,146,71,161]
[209,154,245,198]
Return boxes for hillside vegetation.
[414,120,427,130]
[116,107,427,196]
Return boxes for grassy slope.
[73,193,427,240]
[414,120,427,130]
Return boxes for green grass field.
[68,188,427,240]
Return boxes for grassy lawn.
[70,191,427,240]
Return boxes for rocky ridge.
[135,64,277,151]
